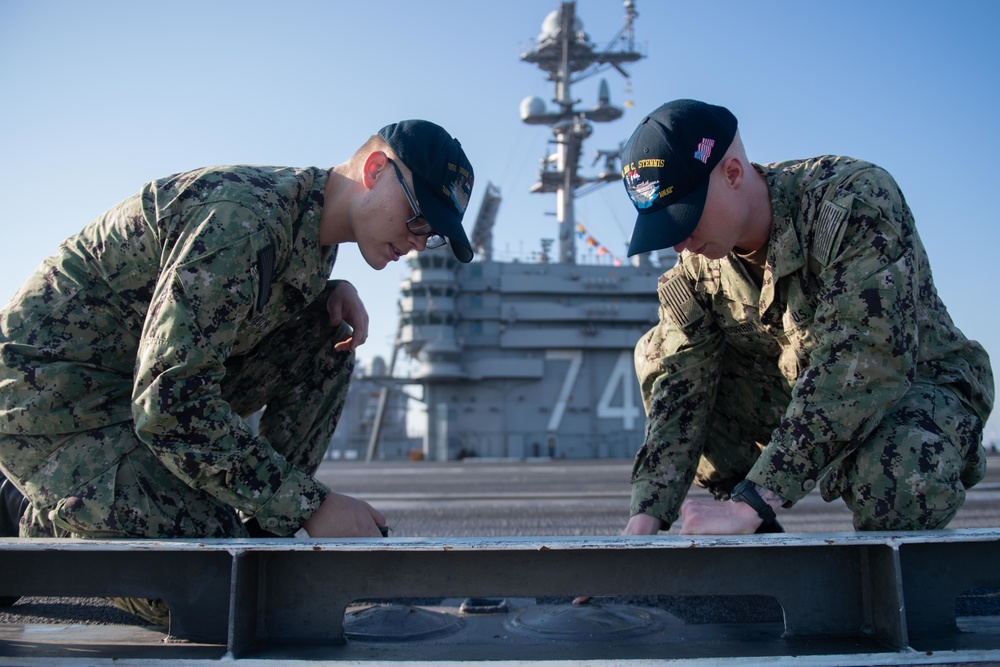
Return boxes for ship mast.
[519,1,643,264]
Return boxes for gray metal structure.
[395,1,671,462]
[3,458,1000,664]
[3,530,1000,663]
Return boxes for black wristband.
[731,480,777,525]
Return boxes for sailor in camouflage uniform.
[0,120,474,564]
[619,100,993,536]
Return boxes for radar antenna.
[519,1,644,264]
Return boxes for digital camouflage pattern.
[631,156,994,530]
[0,165,354,538]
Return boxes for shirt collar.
[759,162,806,279]
[283,168,337,300]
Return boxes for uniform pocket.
[936,385,986,489]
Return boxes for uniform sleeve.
[131,215,328,536]
[629,269,725,527]
[748,168,919,503]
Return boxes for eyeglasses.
[386,158,447,249]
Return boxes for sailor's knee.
[847,470,965,531]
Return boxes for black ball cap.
[621,100,737,256]
[378,120,476,263]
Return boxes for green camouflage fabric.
[0,165,354,538]
[631,156,994,530]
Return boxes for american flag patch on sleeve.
[814,199,850,265]
[658,273,703,329]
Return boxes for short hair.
[349,134,394,169]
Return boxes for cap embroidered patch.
[694,138,715,164]
[624,169,660,209]
[447,173,472,213]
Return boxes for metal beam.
[1,530,999,662]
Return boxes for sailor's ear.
[719,155,744,190]
[361,151,388,189]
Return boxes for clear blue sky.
[2,1,998,442]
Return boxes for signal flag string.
[576,223,624,267]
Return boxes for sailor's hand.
[327,282,369,352]
[678,498,763,535]
[303,492,386,538]
[621,512,663,536]
[573,513,662,605]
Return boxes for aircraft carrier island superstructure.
[400,246,662,460]
[389,1,675,461]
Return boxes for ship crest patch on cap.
[443,163,472,213]
[624,174,659,210]
[623,162,673,210]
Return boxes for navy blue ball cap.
[622,99,737,256]
[378,120,475,263]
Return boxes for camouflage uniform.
[0,165,355,540]
[631,156,994,531]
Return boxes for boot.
[108,597,170,627]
